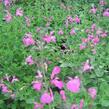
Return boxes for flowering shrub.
[0,0,109,109]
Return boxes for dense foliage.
[0,0,109,109]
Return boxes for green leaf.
[60,62,74,67]
[95,68,104,77]
[26,98,34,104]
[101,100,109,107]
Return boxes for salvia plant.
[0,0,109,109]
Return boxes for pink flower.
[34,102,43,109]
[81,38,88,43]
[91,24,96,31]
[36,27,41,33]
[25,55,34,65]
[75,16,81,23]
[43,35,51,43]
[60,90,66,102]
[87,34,94,41]
[11,76,19,83]
[51,78,64,89]
[66,77,81,93]
[103,9,109,17]
[58,29,64,35]
[1,85,9,93]
[0,84,5,87]
[88,87,97,100]
[49,31,56,43]
[42,32,56,43]
[35,70,43,78]
[51,35,56,43]
[4,74,9,81]
[83,60,92,72]
[40,89,53,104]
[85,29,90,33]
[25,16,31,27]
[80,43,86,50]
[51,66,61,79]
[16,8,23,16]
[4,0,10,6]
[4,11,12,23]
[101,32,107,38]
[46,22,50,27]
[33,81,42,92]
[80,99,84,109]
[50,31,54,36]
[90,7,97,14]
[70,28,76,35]
[99,0,107,6]
[71,104,79,109]
[23,33,35,46]
[67,16,74,23]
[96,29,103,35]
[92,37,100,45]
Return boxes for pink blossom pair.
[66,15,81,27]
[50,66,64,89]
[42,31,56,43]
[87,34,100,45]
